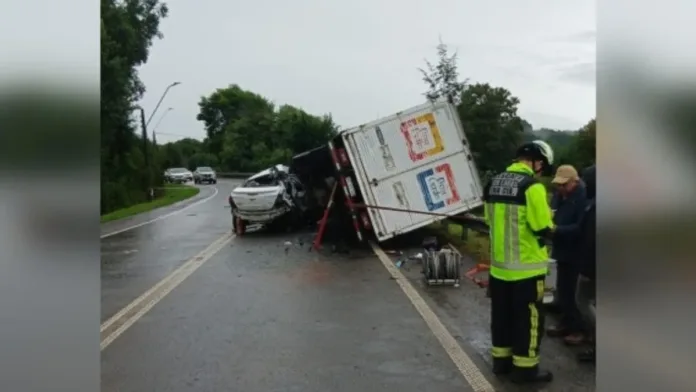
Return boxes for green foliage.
[457,83,526,175]
[557,118,596,170]
[420,40,596,181]
[101,0,168,214]
[196,85,338,172]
[419,39,468,104]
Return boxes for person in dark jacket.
[581,164,596,199]
[546,165,588,345]
[575,165,596,362]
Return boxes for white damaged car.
[228,164,307,235]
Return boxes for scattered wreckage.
[226,99,559,295]
[230,99,484,244]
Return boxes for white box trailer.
[327,99,484,242]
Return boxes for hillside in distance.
[521,119,577,150]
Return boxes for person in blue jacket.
[546,165,588,345]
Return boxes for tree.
[196,85,338,172]
[188,152,219,169]
[559,118,595,169]
[457,83,526,176]
[523,127,577,160]
[101,0,168,214]
[419,39,468,104]
[156,138,210,170]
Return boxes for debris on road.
[464,263,490,288]
[284,240,293,254]
[421,236,439,251]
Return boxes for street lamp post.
[152,107,173,145]
[146,81,181,127]
[132,105,153,199]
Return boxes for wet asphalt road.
[101,179,595,391]
[381,237,596,392]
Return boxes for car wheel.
[212,180,217,184]
[233,215,246,236]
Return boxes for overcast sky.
[139,0,596,143]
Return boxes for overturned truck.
[316,99,485,245]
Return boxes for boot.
[492,358,512,375]
[511,366,553,384]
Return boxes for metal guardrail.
[216,172,255,179]
[454,214,489,234]
[449,214,553,246]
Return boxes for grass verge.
[100,185,200,223]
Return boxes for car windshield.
[197,167,213,172]
[171,168,188,173]
[243,173,282,187]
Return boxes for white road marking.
[100,186,220,239]
[370,242,495,392]
[100,231,234,350]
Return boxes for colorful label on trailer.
[416,163,461,211]
[400,113,444,162]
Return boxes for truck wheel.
[212,179,217,184]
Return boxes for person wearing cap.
[483,140,556,384]
[546,164,588,346]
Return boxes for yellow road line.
[100,231,234,350]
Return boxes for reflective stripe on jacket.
[483,162,553,281]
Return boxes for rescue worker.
[484,140,555,384]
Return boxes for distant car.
[193,166,217,184]
[165,167,193,184]
[228,164,307,235]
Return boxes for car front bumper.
[233,206,289,223]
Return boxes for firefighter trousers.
[490,274,546,369]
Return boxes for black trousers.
[575,275,596,335]
[556,262,584,332]
[490,274,546,369]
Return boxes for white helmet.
[532,140,554,166]
[516,139,554,172]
